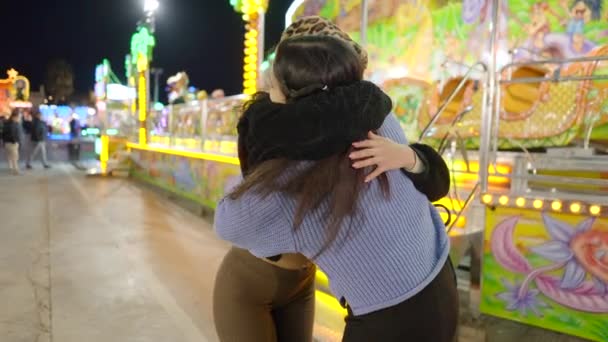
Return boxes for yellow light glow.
[127,142,240,165]
[100,135,110,173]
[482,194,492,204]
[551,201,562,211]
[241,14,260,94]
[532,199,543,209]
[498,196,509,205]
[100,135,110,163]
[138,73,147,122]
[315,270,329,288]
[434,198,464,211]
[219,141,238,155]
[515,197,526,207]
[446,160,511,186]
[136,53,149,72]
[315,290,348,317]
[139,128,147,145]
[570,202,581,214]
[590,205,601,216]
[439,212,466,229]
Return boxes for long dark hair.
[231,35,389,256]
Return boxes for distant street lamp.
[144,0,159,14]
[143,0,158,33]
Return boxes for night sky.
[0,0,292,98]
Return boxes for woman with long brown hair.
[214,27,457,342]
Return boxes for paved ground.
[0,164,592,341]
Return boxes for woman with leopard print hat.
[212,16,453,342]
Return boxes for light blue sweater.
[215,114,450,315]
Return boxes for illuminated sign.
[106,84,136,101]
[1,69,31,102]
[94,59,111,100]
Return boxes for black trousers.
[342,258,459,342]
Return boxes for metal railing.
[498,55,608,84]
[418,61,488,142]
[447,182,480,233]
[436,105,473,154]
[415,61,488,236]
[478,54,608,196]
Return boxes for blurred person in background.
[68,113,81,161]
[3,110,22,175]
[26,110,51,169]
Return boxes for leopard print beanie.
[280,16,368,70]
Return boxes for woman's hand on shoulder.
[350,131,416,183]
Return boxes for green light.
[125,54,132,80]
[86,128,101,135]
[260,61,270,71]
[106,129,119,136]
[130,26,156,70]
[260,52,275,72]
[95,138,102,155]
[153,102,164,111]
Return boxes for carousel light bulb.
[551,201,562,211]
[570,202,581,214]
[498,196,509,206]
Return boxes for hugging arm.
[352,114,450,202]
